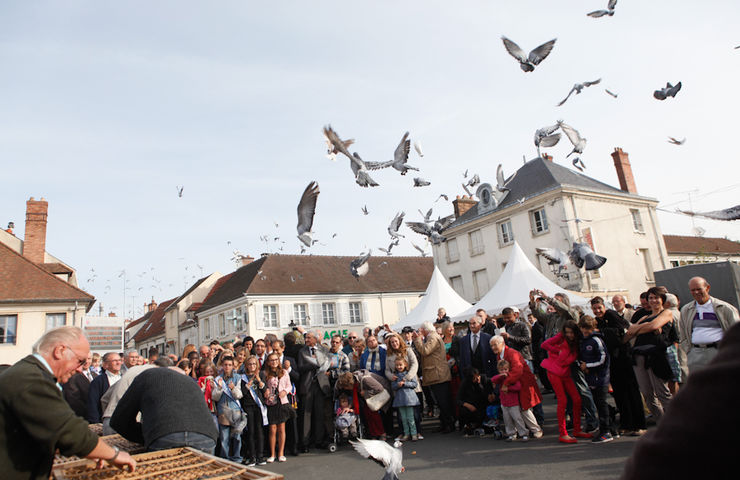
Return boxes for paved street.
[261,393,640,480]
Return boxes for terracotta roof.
[663,235,740,255]
[196,254,434,313]
[126,310,153,331]
[195,272,237,314]
[131,298,176,343]
[0,242,95,310]
[39,262,74,274]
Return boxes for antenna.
[673,188,700,229]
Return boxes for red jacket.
[540,333,577,377]
[501,346,541,411]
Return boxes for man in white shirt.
[611,294,634,322]
[86,352,123,423]
[254,339,268,370]
[680,276,740,375]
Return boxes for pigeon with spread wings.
[534,123,561,158]
[653,82,682,100]
[406,214,454,245]
[366,132,418,175]
[558,120,587,157]
[388,212,406,240]
[350,439,404,480]
[557,78,601,106]
[569,242,607,270]
[678,205,740,221]
[350,251,372,279]
[296,181,319,248]
[501,36,557,72]
[587,0,618,17]
[323,125,379,187]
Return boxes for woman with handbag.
[338,370,391,440]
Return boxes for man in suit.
[63,351,97,418]
[253,339,268,370]
[458,316,496,377]
[297,330,330,451]
[86,352,123,423]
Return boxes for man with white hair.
[0,326,137,478]
[297,329,330,451]
[611,294,634,322]
[413,322,454,433]
[121,350,140,374]
[489,335,543,438]
[458,316,496,377]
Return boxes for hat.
[401,326,414,334]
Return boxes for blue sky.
[2,1,739,318]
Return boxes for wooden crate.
[88,423,104,436]
[52,447,283,480]
[54,435,146,466]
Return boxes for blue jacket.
[359,348,386,376]
[391,371,420,408]
[579,332,610,388]
[458,331,496,378]
[86,371,111,423]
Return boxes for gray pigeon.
[536,247,570,266]
[558,120,587,157]
[323,125,379,187]
[462,173,480,196]
[557,78,602,106]
[350,439,404,480]
[678,205,740,221]
[534,123,561,158]
[411,242,429,257]
[362,205,369,215]
[413,177,431,187]
[323,125,355,160]
[667,136,686,145]
[296,181,319,247]
[388,212,406,240]
[501,36,557,72]
[350,251,372,279]
[605,88,618,98]
[418,208,433,223]
[351,153,380,187]
[653,82,682,100]
[572,157,586,172]
[587,0,617,17]
[366,132,418,175]
[496,164,515,193]
[406,214,454,245]
[435,194,449,203]
[569,242,607,270]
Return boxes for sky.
[2,1,739,319]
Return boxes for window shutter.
[338,302,350,325]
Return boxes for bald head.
[689,277,711,304]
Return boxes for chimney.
[452,195,477,219]
[611,147,638,194]
[240,255,254,267]
[108,312,117,317]
[542,153,553,162]
[147,298,158,312]
[23,197,49,264]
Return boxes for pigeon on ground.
[501,36,557,72]
[406,215,455,245]
[350,439,404,480]
[413,177,431,187]
[678,205,740,221]
[362,205,369,215]
[587,0,617,17]
[667,137,686,145]
[296,181,320,248]
[350,251,372,279]
[558,120,587,157]
[414,140,424,157]
[557,78,602,106]
[572,157,586,172]
[388,212,406,240]
[605,89,618,98]
[653,82,682,100]
[365,132,418,175]
[569,242,607,270]
[534,123,561,158]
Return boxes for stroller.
[328,379,364,453]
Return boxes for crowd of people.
[0,275,738,478]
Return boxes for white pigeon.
[388,212,406,240]
[501,36,557,72]
[365,132,418,175]
[350,251,372,279]
[413,140,424,157]
[536,247,570,267]
[557,78,602,106]
[296,181,319,248]
[569,242,607,270]
[418,208,433,223]
[558,120,587,157]
[587,0,618,17]
[350,439,404,480]
[496,164,515,193]
[413,177,431,187]
[411,242,429,257]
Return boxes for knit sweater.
[111,368,218,448]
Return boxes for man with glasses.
[63,351,98,418]
[86,352,123,423]
[342,332,358,355]
[0,326,136,478]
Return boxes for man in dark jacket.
[63,350,97,418]
[458,316,496,377]
[0,326,136,479]
[296,330,330,451]
[86,352,123,423]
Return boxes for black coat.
[63,371,96,418]
[86,370,111,423]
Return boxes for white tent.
[453,241,590,322]
[392,265,472,329]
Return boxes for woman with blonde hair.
[385,333,423,439]
[263,353,294,463]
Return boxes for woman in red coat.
[541,320,591,443]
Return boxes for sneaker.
[399,435,410,442]
[532,430,543,439]
[243,458,256,467]
[592,433,614,444]
[482,419,497,428]
[521,435,529,442]
[474,428,485,436]
[394,435,404,441]
[278,456,287,462]
[505,435,515,442]
[257,458,267,466]
[411,434,418,442]
[416,434,424,440]
[266,457,275,463]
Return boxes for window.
[234,308,243,331]
[530,207,549,235]
[631,209,644,233]
[322,303,336,325]
[218,313,226,336]
[450,276,464,297]
[469,230,484,256]
[0,314,17,344]
[204,318,211,339]
[473,269,489,301]
[349,302,362,324]
[45,313,66,330]
[670,260,679,268]
[293,304,308,326]
[446,238,459,263]
[498,219,514,246]
[263,305,278,328]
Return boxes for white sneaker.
[532,430,543,439]
[416,434,424,440]
[521,435,529,442]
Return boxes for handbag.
[365,389,391,412]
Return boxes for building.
[163,272,222,356]
[0,198,95,364]
[663,234,740,267]
[128,298,176,357]
[82,313,125,357]
[434,149,669,305]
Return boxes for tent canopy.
[453,241,590,322]
[392,265,472,329]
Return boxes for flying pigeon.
[536,247,570,267]
[569,242,607,270]
[501,36,557,72]
[414,140,424,157]
[296,181,320,247]
[413,177,431,187]
[605,88,618,98]
[350,439,404,480]
[418,208,433,223]
[406,214,454,245]
[678,205,740,221]
[667,137,686,145]
[350,251,372,279]
[362,205,369,215]
[534,123,561,158]
[463,169,468,178]
[176,186,184,197]
[435,194,449,203]
[411,242,429,257]
[557,78,602,106]
[496,164,515,193]
[462,173,480,196]
[351,153,381,187]
[365,132,418,175]
[653,82,682,100]
[323,125,355,160]
[378,240,397,256]
[587,0,618,17]
[558,120,587,157]
[572,157,586,172]
[388,212,406,240]
[323,125,380,187]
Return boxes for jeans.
[591,385,613,436]
[398,406,417,436]
[571,365,598,430]
[218,425,243,463]
[149,431,216,455]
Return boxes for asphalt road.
[260,393,640,480]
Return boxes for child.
[335,394,358,440]
[263,353,293,463]
[491,360,529,442]
[578,316,614,443]
[90,353,102,375]
[541,320,592,443]
[391,357,420,441]
[212,356,246,463]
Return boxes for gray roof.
[448,157,645,229]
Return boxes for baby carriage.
[328,379,364,453]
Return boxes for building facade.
[664,234,740,267]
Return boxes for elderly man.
[611,295,634,322]
[121,350,139,374]
[489,335,543,438]
[343,331,359,355]
[297,330,330,451]
[199,344,212,361]
[435,307,450,327]
[0,326,136,478]
[86,352,123,423]
[63,351,97,418]
[413,322,454,433]
[458,316,496,377]
[679,276,740,375]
